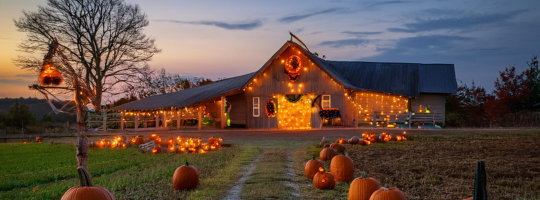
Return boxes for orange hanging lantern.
[38,63,63,86]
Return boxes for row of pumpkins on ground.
[62,134,217,199]
[89,134,223,154]
[308,133,409,200]
[62,160,202,199]
[320,132,408,147]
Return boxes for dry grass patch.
[348,135,540,200]
[240,148,295,200]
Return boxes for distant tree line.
[0,98,77,132]
[446,56,540,127]
[111,68,214,107]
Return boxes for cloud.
[366,1,414,9]
[319,38,371,48]
[279,8,346,23]
[159,19,263,30]
[388,10,526,33]
[342,31,383,36]
[361,35,474,63]
[0,74,36,85]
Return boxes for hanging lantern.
[38,62,63,86]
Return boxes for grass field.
[1,130,540,200]
[0,143,260,200]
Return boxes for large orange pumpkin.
[313,167,336,190]
[319,147,338,161]
[369,187,407,200]
[331,143,347,153]
[305,157,325,179]
[61,167,115,200]
[330,155,354,182]
[348,173,381,200]
[173,161,200,190]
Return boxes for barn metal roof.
[418,64,458,94]
[319,60,456,97]
[112,72,255,111]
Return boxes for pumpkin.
[61,167,115,200]
[348,136,360,144]
[330,155,354,182]
[313,167,336,190]
[39,63,63,86]
[133,135,145,145]
[155,137,162,146]
[208,137,219,145]
[359,139,371,146]
[369,187,407,200]
[149,134,158,141]
[331,143,347,153]
[337,138,348,144]
[305,157,325,179]
[319,147,338,161]
[378,132,392,143]
[35,137,43,143]
[348,172,381,200]
[173,161,200,190]
[152,146,162,154]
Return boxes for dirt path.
[222,152,262,200]
[284,153,301,198]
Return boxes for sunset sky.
[1,0,539,102]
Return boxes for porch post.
[221,96,226,129]
[176,109,182,130]
[102,108,107,132]
[372,111,377,128]
[155,113,160,128]
[134,112,139,130]
[120,112,125,130]
[163,112,168,128]
[198,105,202,130]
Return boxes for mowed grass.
[0,143,260,200]
[292,132,540,200]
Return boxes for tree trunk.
[75,88,89,169]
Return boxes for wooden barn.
[110,36,457,130]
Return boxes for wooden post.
[143,114,147,128]
[198,105,202,130]
[180,109,182,130]
[134,112,139,130]
[221,96,226,129]
[408,111,412,129]
[155,113,160,128]
[372,111,377,128]
[163,112,167,128]
[102,108,107,132]
[120,112,125,130]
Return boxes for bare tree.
[14,0,160,105]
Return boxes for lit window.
[322,95,331,108]
[253,97,260,117]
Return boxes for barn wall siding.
[227,92,247,125]
[411,93,446,123]
[245,46,354,129]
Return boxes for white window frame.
[322,95,331,108]
[253,97,260,117]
